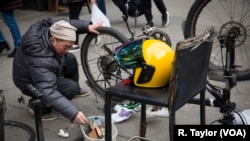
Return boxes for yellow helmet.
[115,38,175,88]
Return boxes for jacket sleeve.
[70,19,92,34]
[27,56,79,121]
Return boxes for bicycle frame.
[190,32,239,125]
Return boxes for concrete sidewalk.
[1,0,249,141]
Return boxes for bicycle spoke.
[81,27,128,99]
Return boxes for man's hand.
[88,22,102,34]
[73,111,89,125]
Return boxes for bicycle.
[190,27,246,125]
[81,14,249,124]
[80,15,171,104]
[184,0,250,81]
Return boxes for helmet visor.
[115,38,145,69]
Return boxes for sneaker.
[0,41,10,54]
[28,100,58,121]
[40,113,58,121]
[76,88,91,97]
[7,48,17,58]
[146,107,169,118]
[69,44,80,52]
[142,22,155,34]
[162,12,169,26]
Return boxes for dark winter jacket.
[13,18,90,121]
[0,0,22,11]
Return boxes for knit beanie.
[50,20,77,41]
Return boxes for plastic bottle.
[93,116,102,127]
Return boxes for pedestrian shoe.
[28,100,58,121]
[0,41,10,54]
[142,22,155,34]
[69,44,80,52]
[146,107,169,118]
[76,88,91,97]
[162,12,170,26]
[40,112,58,121]
[7,48,17,58]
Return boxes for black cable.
[4,120,36,141]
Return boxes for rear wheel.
[81,27,129,100]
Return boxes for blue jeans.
[0,10,22,48]
[97,0,106,15]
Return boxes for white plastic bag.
[233,109,250,125]
[91,3,111,27]
[111,105,134,123]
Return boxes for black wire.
[4,120,36,141]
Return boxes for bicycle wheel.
[184,0,250,81]
[81,27,129,99]
[149,28,172,47]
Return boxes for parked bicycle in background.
[184,0,250,81]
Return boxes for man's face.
[51,37,74,56]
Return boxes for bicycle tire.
[149,28,172,47]
[80,27,129,99]
[184,0,250,81]
[5,120,36,141]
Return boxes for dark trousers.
[97,0,106,15]
[112,0,128,15]
[68,0,86,45]
[142,0,167,23]
[59,53,80,100]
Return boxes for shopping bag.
[91,3,111,27]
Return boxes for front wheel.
[80,27,129,100]
[184,0,250,81]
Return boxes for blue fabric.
[97,0,106,15]
[1,10,22,48]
